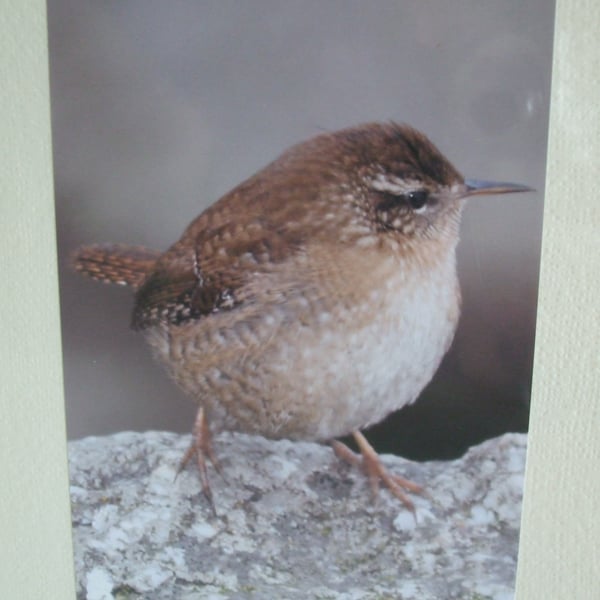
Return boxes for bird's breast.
[146,248,461,441]
[280,253,462,439]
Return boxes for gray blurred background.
[49,0,554,460]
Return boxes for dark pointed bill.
[463,178,534,197]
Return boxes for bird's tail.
[72,243,161,289]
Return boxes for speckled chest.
[147,251,461,441]
[281,253,462,439]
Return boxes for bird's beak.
[463,178,534,197]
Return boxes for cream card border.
[1,1,76,597]
[1,1,597,598]
[515,0,600,596]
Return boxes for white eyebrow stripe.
[368,173,422,195]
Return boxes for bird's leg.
[177,406,222,513]
[332,430,424,514]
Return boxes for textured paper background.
[0,1,76,597]
[515,0,600,595]
[0,2,597,600]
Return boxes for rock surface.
[68,431,526,600]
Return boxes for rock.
[68,431,526,600]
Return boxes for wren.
[73,122,532,511]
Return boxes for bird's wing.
[131,214,306,330]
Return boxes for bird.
[73,122,532,513]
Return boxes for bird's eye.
[407,190,429,210]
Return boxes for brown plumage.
[73,122,531,512]
[73,243,160,289]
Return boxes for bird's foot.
[332,430,424,514]
[177,407,222,514]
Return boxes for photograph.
[48,1,554,598]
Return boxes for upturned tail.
[72,243,161,289]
